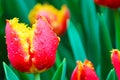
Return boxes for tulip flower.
[28,3,70,35]
[5,16,60,73]
[71,60,99,80]
[111,49,120,79]
[94,0,120,9]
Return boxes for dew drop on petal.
[34,29,42,36]
[14,38,19,41]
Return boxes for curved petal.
[111,49,120,79]
[6,18,32,72]
[29,16,60,72]
[71,60,99,80]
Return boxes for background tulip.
[94,0,120,9]
[111,49,120,79]
[28,3,70,35]
[71,60,99,80]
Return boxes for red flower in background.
[5,16,60,73]
[94,0,120,9]
[28,3,70,35]
[111,49,120,79]
[71,60,99,80]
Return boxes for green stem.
[56,51,61,68]
[34,73,40,80]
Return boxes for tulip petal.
[71,60,99,80]
[83,65,99,80]
[29,16,60,72]
[94,0,120,9]
[71,61,83,80]
[6,18,32,72]
[111,49,120,79]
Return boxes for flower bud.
[71,60,99,80]
[5,16,60,73]
[111,49,120,79]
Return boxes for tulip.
[5,16,60,73]
[94,0,120,9]
[28,3,70,35]
[71,60,99,80]
[111,49,120,79]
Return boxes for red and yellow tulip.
[111,49,120,79]
[5,16,60,73]
[71,60,99,80]
[28,3,70,35]
[94,0,120,9]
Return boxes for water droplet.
[15,51,18,54]
[35,29,42,35]
[14,38,19,41]
[41,39,44,43]
[40,39,46,45]
[11,31,15,34]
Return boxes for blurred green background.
[0,0,119,80]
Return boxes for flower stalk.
[34,73,40,80]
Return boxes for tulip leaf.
[106,68,118,80]
[80,0,100,67]
[58,42,76,80]
[3,0,29,23]
[114,10,120,49]
[52,58,66,80]
[98,13,112,80]
[55,51,62,68]
[17,72,34,80]
[3,62,19,80]
[40,67,55,80]
[7,65,34,80]
[67,20,86,61]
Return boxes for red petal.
[94,0,120,9]
[5,21,32,72]
[31,16,60,72]
[71,60,99,80]
[83,65,99,80]
[111,49,120,79]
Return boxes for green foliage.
[52,58,66,80]
[106,68,118,80]
[67,20,86,61]
[3,62,19,80]
[1,0,120,80]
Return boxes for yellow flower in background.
[28,3,70,35]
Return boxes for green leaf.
[52,58,66,80]
[41,67,55,80]
[58,41,75,80]
[98,13,113,80]
[3,62,19,80]
[7,65,34,80]
[67,20,86,61]
[18,72,34,80]
[55,51,61,68]
[106,68,118,80]
[114,10,120,49]
[80,0,100,67]
[2,0,30,23]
